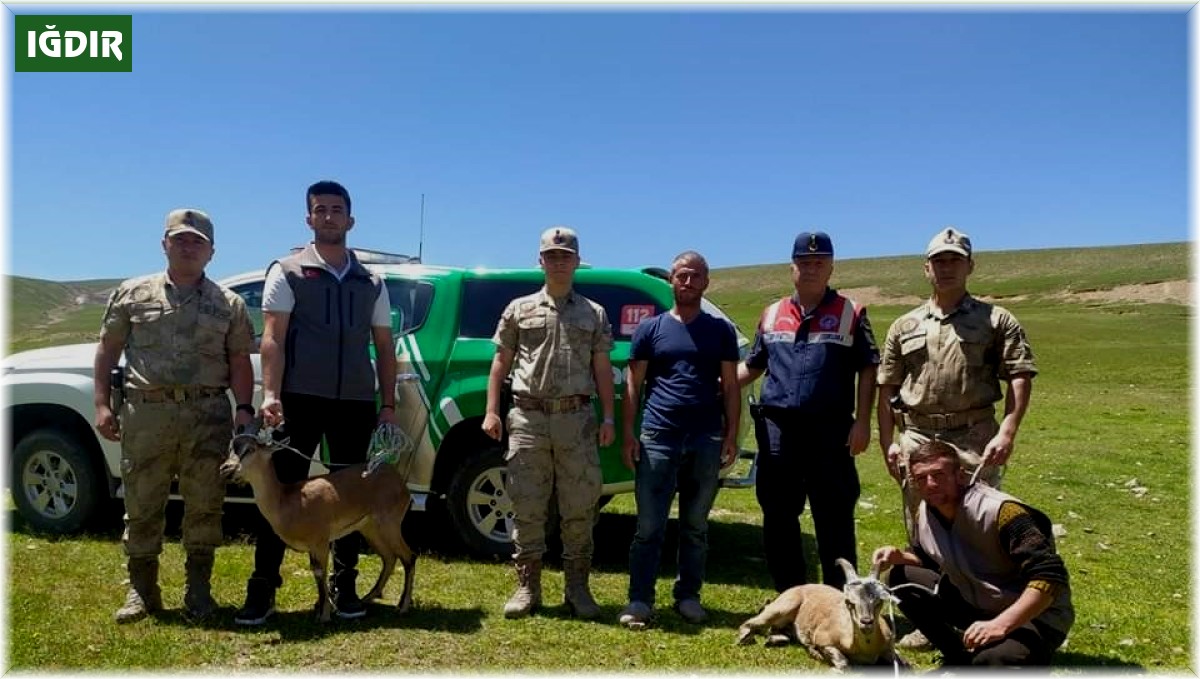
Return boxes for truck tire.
[10,428,107,534]
[445,444,516,560]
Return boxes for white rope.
[231,427,310,462]
[885,580,940,674]
[968,451,991,486]
[363,422,415,478]
[887,598,902,678]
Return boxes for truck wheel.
[445,444,516,560]
[10,428,106,534]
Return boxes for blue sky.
[7,6,1190,283]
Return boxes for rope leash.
[363,422,415,478]
[883,580,942,675]
[887,598,902,677]
[968,451,990,486]
[231,422,414,474]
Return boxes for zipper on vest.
[336,284,345,398]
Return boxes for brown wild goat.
[221,423,416,622]
[736,558,906,671]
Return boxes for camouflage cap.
[164,208,214,243]
[792,231,834,258]
[926,227,971,259]
[539,226,579,254]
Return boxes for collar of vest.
[290,244,373,280]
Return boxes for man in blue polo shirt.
[618,250,741,628]
[737,232,879,592]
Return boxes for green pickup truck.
[4,250,757,559]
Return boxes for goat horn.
[835,557,858,583]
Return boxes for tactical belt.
[512,394,591,414]
[902,406,995,431]
[126,386,228,404]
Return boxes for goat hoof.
[735,631,756,646]
[765,634,791,647]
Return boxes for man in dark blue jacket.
[737,232,879,592]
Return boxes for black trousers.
[887,565,1067,666]
[250,392,378,589]
[753,410,860,592]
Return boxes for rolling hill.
[4,241,1188,355]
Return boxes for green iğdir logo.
[16,15,132,72]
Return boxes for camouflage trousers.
[898,418,1002,540]
[505,407,601,562]
[120,395,232,558]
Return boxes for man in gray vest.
[235,180,398,625]
[872,440,1074,667]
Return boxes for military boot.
[563,558,600,619]
[503,559,543,619]
[183,552,218,622]
[114,556,162,624]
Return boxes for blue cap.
[792,231,834,258]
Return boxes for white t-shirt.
[262,251,392,327]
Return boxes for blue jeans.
[627,427,723,606]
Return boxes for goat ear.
[835,558,858,583]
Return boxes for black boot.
[183,552,218,622]
[234,577,276,626]
[330,568,366,620]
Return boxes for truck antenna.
[418,193,425,263]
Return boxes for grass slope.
[8,276,120,353]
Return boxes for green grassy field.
[4,242,1191,671]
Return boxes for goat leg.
[737,604,797,645]
[359,526,393,603]
[310,546,332,623]
[765,633,792,647]
[821,646,849,672]
[397,552,415,614]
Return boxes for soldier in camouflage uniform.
[483,226,616,620]
[877,227,1038,541]
[94,209,256,623]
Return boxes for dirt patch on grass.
[840,286,923,306]
[846,281,1191,306]
[1057,280,1191,305]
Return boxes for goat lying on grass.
[737,558,908,671]
[220,421,416,623]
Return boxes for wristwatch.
[235,404,255,416]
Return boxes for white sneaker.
[618,601,652,629]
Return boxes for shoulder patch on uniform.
[899,318,918,334]
[997,501,1028,529]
